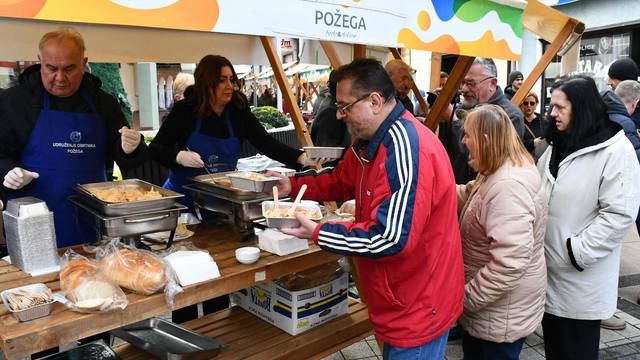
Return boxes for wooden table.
[0,223,343,359]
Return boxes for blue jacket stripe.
[316,120,418,258]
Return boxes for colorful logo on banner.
[541,0,580,6]
[0,0,219,31]
[397,0,523,60]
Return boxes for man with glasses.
[446,57,525,183]
[274,58,464,359]
[461,58,524,136]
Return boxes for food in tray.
[100,249,166,295]
[5,287,53,311]
[234,172,271,181]
[91,186,163,203]
[212,177,232,188]
[264,207,321,219]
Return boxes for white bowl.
[235,247,261,264]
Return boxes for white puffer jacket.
[538,130,640,320]
[457,161,547,343]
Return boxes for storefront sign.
[578,34,631,90]
[0,0,525,60]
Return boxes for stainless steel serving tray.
[190,172,263,201]
[75,179,184,216]
[111,317,225,360]
[69,195,186,238]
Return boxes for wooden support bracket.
[511,18,582,106]
[261,36,312,146]
[425,56,475,131]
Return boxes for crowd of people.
[2,26,640,360]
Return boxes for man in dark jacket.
[608,58,640,125]
[0,27,148,248]
[504,70,523,100]
[310,71,350,150]
[446,57,525,183]
[385,59,415,115]
[601,90,640,162]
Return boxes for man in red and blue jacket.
[277,59,464,358]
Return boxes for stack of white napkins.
[164,251,220,286]
[258,229,309,256]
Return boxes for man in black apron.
[0,27,148,248]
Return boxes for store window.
[579,33,631,90]
[542,32,632,111]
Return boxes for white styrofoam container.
[0,283,53,322]
[266,167,296,177]
[227,172,280,192]
[258,229,309,256]
[231,271,348,335]
[303,147,344,160]
[261,201,322,229]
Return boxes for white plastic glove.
[3,167,39,190]
[119,126,142,155]
[176,151,204,168]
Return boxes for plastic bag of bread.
[55,250,128,313]
[96,240,182,306]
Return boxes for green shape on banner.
[455,0,524,38]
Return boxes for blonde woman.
[457,105,547,360]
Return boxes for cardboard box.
[231,271,348,335]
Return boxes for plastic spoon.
[273,186,280,217]
[286,184,307,217]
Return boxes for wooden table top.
[0,223,339,359]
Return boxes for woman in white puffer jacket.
[538,75,640,360]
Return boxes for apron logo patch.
[70,131,82,143]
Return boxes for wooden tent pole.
[389,47,429,118]
[320,41,343,69]
[260,36,312,146]
[511,18,581,106]
[425,56,475,131]
[430,52,443,91]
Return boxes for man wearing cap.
[504,70,524,100]
[385,59,416,115]
[608,58,640,126]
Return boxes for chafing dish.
[74,179,184,216]
[69,195,186,248]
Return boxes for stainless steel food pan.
[111,317,225,360]
[69,195,186,238]
[75,179,184,216]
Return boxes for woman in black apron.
[150,55,313,322]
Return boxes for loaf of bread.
[60,258,119,309]
[100,249,166,295]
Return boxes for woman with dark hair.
[151,55,313,210]
[538,75,640,360]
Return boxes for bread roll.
[60,258,118,305]
[100,249,166,295]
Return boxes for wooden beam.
[425,56,475,131]
[430,52,443,91]
[389,47,429,117]
[353,44,367,60]
[261,36,312,146]
[511,18,580,106]
[319,41,342,69]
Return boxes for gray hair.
[39,27,86,55]
[473,57,497,78]
[615,80,640,104]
